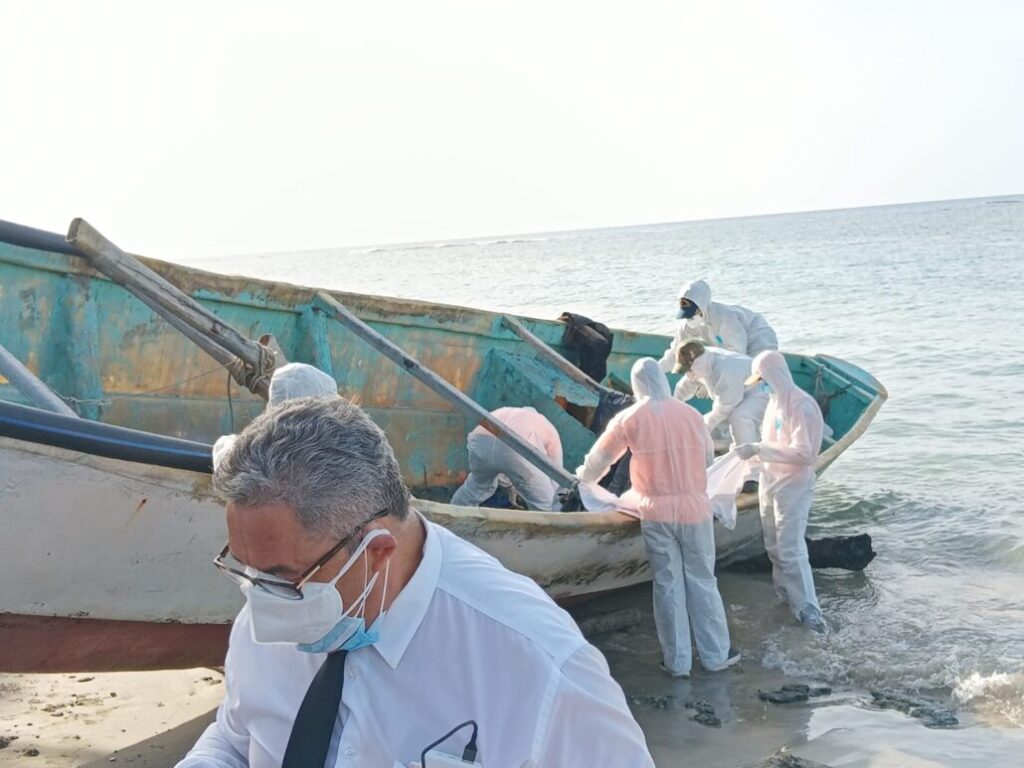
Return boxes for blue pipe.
[0,399,213,474]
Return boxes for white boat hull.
[0,434,765,670]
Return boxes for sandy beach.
[5,659,1022,767]
[5,582,1024,768]
[0,669,222,767]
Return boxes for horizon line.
[205,191,1023,261]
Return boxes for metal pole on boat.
[65,219,277,398]
[500,315,609,396]
[0,342,79,417]
[313,292,578,490]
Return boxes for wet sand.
[5,662,1022,768]
[583,583,1024,767]
[3,587,1023,767]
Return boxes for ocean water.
[186,196,1024,764]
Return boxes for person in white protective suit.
[211,362,338,470]
[577,358,739,677]
[736,350,826,631]
[658,278,778,373]
[450,406,563,511]
[672,340,769,493]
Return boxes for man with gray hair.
[178,397,654,768]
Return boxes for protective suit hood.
[268,363,338,406]
[679,279,712,316]
[750,351,793,394]
[631,358,671,401]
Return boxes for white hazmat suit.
[659,279,778,372]
[450,407,562,512]
[737,351,825,627]
[674,346,769,448]
[577,359,733,676]
[211,363,339,470]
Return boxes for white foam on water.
[953,671,1024,727]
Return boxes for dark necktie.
[281,650,349,768]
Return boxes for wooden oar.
[0,341,78,417]
[66,219,276,398]
[314,292,577,490]
[500,314,608,396]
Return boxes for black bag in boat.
[558,312,614,383]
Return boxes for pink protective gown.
[746,351,825,626]
[578,358,731,675]
[451,406,563,511]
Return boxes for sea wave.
[954,671,1024,727]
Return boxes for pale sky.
[1,1,1022,259]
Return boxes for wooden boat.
[0,219,887,672]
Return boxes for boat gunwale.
[1,218,889,530]
[0,228,655,347]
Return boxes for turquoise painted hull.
[0,220,886,491]
[0,219,887,672]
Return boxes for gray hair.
[213,396,410,539]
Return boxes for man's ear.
[365,530,397,573]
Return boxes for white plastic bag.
[705,451,755,530]
[579,483,641,519]
[579,450,754,529]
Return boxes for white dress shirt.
[176,515,654,768]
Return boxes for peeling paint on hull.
[0,220,887,672]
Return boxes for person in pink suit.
[451,406,563,511]
[577,358,739,677]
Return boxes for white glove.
[734,443,759,460]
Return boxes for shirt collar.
[373,511,441,669]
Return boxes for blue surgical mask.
[676,303,698,320]
[300,611,384,654]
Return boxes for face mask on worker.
[243,528,392,653]
[675,301,699,321]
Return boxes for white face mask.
[243,528,392,647]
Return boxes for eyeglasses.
[214,509,389,600]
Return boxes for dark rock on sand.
[757,684,832,704]
[869,690,959,728]
[576,609,646,637]
[627,694,722,727]
[688,699,721,728]
[627,693,688,710]
[728,533,876,572]
[758,754,833,768]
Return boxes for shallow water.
[184,195,1024,765]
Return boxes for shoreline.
[4,664,1022,767]
[4,582,1023,767]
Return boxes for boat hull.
[1,434,765,671]
[0,218,887,672]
